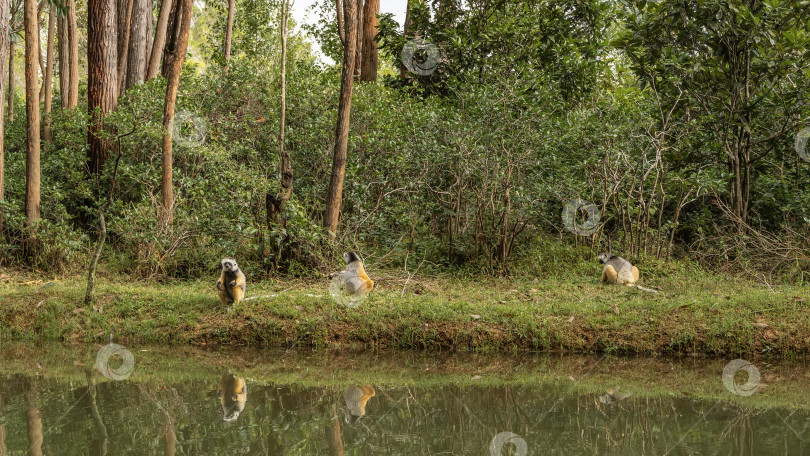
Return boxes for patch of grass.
[0,260,808,356]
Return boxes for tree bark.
[42,5,55,142]
[161,0,182,79]
[7,30,13,122]
[117,0,134,93]
[267,0,292,227]
[354,1,362,78]
[146,0,172,80]
[24,0,40,226]
[360,0,378,82]
[37,5,44,103]
[0,0,8,237]
[399,0,412,78]
[57,12,68,107]
[67,0,79,108]
[88,0,119,174]
[323,0,358,236]
[160,0,192,225]
[335,0,345,46]
[126,0,148,88]
[144,0,153,75]
[223,0,235,69]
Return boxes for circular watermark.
[173,111,207,148]
[722,359,760,397]
[796,127,810,162]
[489,432,528,456]
[95,343,135,381]
[562,199,600,236]
[400,39,440,76]
[329,274,368,309]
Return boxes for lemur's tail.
[242,294,278,301]
[631,284,658,293]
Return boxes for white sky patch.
[290,0,409,64]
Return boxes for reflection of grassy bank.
[0,343,809,411]
[0,268,808,357]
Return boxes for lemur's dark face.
[221,258,239,272]
[344,252,360,264]
[597,253,610,264]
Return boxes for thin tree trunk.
[360,0,378,82]
[323,0,358,236]
[67,0,79,108]
[267,0,291,227]
[160,0,192,225]
[57,12,68,107]
[7,38,13,122]
[117,0,134,93]
[223,0,235,69]
[126,0,148,88]
[37,6,44,103]
[161,0,181,79]
[24,0,40,227]
[354,1,362,78]
[0,0,8,238]
[88,0,119,174]
[335,0,344,46]
[144,0,153,75]
[42,5,55,142]
[146,0,172,80]
[399,0,411,78]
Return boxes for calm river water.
[0,344,808,455]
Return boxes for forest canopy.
[0,0,808,283]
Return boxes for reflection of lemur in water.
[217,258,247,306]
[597,253,657,293]
[343,385,375,423]
[218,373,247,422]
[330,252,374,296]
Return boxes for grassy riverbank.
[1,264,808,357]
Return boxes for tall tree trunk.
[267,0,291,227]
[126,0,148,88]
[146,0,172,80]
[57,13,68,107]
[144,0,153,74]
[398,0,411,78]
[323,0,358,236]
[161,0,182,79]
[7,35,13,122]
[0,0,8,238]
[24,0,40,227]
[117,0,134,93]
[223,0,235,70]
[42,5,55,142]
[159,0,192,225]
[37,5,44,103]
[67,0,79,108]
[353,1,362,78]
[360,0,378,82]
[88,0,119,174]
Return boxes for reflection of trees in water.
[0,376,806,454]
[24,377,43,456]
[0,387,7,456]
